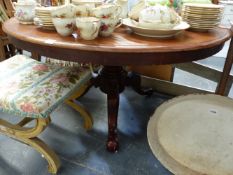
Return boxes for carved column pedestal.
[94,66,152,152]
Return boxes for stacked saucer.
[34,6,57,30]
[181,3,224,31]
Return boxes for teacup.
[14,2,36,24]
[52,18,76,36]
[99,18,121,37]
[92,4,121,18]
[75,4,93,17]
[76,17,100,40]
[51,4,76,18]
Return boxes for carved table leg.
[107,92,119,152]
[94,66,126,152]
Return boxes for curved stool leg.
[66,82,93,130]
[20,137,60,174]
[16,117,35,127]
[0,117,60,174]
[65,99,93,130]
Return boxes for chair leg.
[216,37,233,95]
[8,44,16,57]
[66,82,93,130]
[0,117,60,174]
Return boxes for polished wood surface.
[3,18,232,65]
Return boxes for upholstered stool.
[0,55,93,174]
[147,94,233,175]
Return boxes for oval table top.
[3,18,232,65]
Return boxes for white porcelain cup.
[99,18,121,37]
[51,4,76,18]
[92,4,121,19]
[14,2,36,24]
[76,17,100,40]
[52,18,76,36]
[75,4,93,17]
[115,0,128,19]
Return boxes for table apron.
[9,36,224,66]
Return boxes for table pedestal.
[94,66,152,152]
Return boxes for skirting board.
[141,76,214,96]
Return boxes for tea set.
[14,0,124,40]
[14,0,222,39]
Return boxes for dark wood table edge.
[7,35,227,66]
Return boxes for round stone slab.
[147,94,233,175]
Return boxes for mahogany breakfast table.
[3,18,233,152]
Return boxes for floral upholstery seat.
[0,55,92,118]
[0,54,93,174]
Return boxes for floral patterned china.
[99,17,122,37]
[138,5,181,30]
[76,17,101,40]
[14,1,37,24]
[50,4,76,18]
[92,4,122,18]
[52,17,76,36]
[91,4,122,37]
[75,4,92,17]
[123,18,190,38]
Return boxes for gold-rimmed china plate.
[34,18,55,30]
[182,15,222,20]
[183,3,224,9]
[122,18,190,38]
[35,6,58,12]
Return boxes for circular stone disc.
[147,94,233,175]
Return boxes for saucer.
[18,20,34,25]
[34,18,55,30]
[122,18,190,38]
